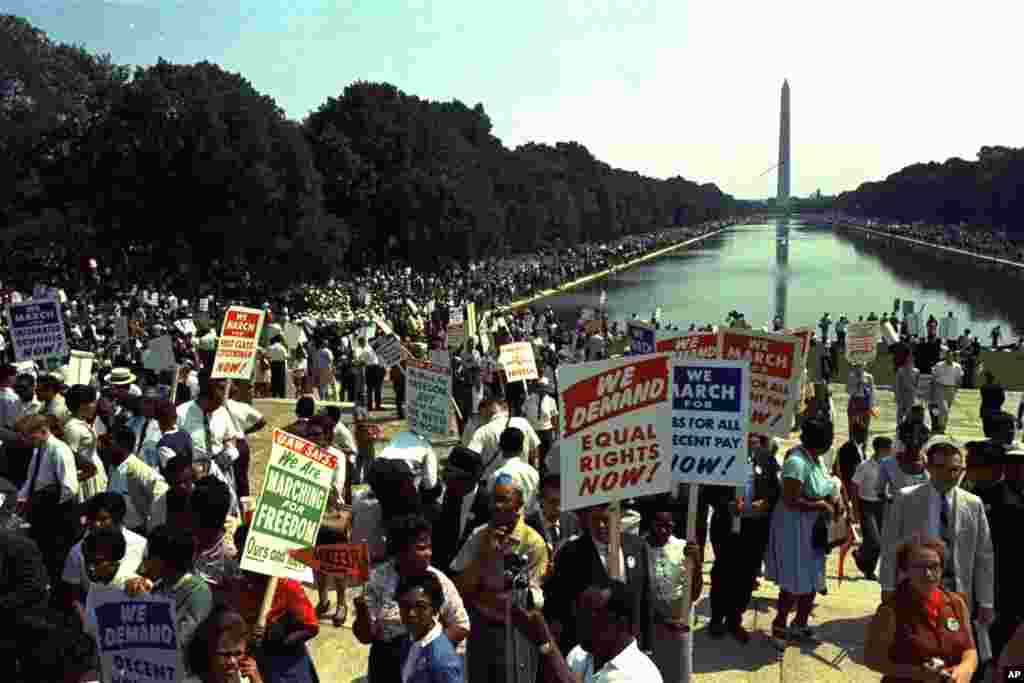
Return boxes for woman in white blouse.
[644,502,702,683]
[64,384,108,502]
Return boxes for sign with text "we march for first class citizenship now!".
[240,430,335,583]
[558,354,674,512]
[6,297,68,362]
[92,590,182,683]
[671,360,752,486]
[720,329,804,437]
[211,305,265,380]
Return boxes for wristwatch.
[539,641,556,655]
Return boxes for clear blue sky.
[9,0,1024,199]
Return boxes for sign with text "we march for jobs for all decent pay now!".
[240,430,335,583]
[671,359,752,486]
[558,354,674,512]
[6,297,68,363]
[211,305,265,380]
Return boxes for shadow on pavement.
[691,621,784,675]
[793,614,872,671]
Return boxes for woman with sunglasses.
[864,536,977,683]
[185,605,264,683]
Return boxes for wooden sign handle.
[673,483,701,624]
[257,576,279,628]
[607,501,624,580]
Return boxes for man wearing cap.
[434,446,492,574]
[965,417,1024,671]
[880,436,995,663]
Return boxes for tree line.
[0,15,739,288]
[836,146,1024,233]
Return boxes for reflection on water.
[532,220,1022,338]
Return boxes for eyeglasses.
[215,650,245,660]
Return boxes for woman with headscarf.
[763,417,840,646]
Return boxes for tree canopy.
[2,14,738,282]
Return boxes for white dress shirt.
[18,435,79,503]
[467,413,541,480]
[376,431,439,492]
[566,639,664,683]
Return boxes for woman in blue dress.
[764,417,838,645]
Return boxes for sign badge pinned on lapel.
[626,555,636,570]
[945,617,961,632]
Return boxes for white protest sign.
[498,342,539,382]
[199,297,210,312]
[557,354,674,512]
[371,335,403,369]
[143,335,176,373]
[240,429,335,582]
[67,350,95,386]
[173,319,197,336]
[283,322,305,349]
[6,297,68,362]
[115,316,130,343]
[92,590,182,683]
[405,359,453,439]
[212,306,266,380]
[845,320,879,365]
[670,359,752,485]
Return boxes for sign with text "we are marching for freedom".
[211,305,265,380]
[240,430,335,582]
[92,590,182,683]
[6,297,68,362]
[671,360,752,486]
[558,354,674,512]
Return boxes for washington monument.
[777,79,791,205]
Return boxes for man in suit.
[434,447,491,574]
[543,502,650,656]
[880,436,996,664]
[525,474,579,569]
[965,414,1024,673]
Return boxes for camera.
[504,552,529,585]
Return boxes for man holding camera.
[451,473,548,683]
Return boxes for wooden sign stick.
[607,501,624,580]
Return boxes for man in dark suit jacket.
[524,474,579,564]
[433,447,492,574]
[542,503,650,655]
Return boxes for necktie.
[203,411,214,460]
[939,494,957,592]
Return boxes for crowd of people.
[846,216,1024,265]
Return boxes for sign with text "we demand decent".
[557,354,673,512]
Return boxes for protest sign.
[173,319,197,336]
[498,342,539,382]
[466,302,477,341]
[289,543,371,582]
[557,354,674,512]
[656,331,721,359]
[212,306,265,380]
[406,359,453,439]
[92,590,182,683]
[448,309,466,349]
[628,321,656,355]
[720,329,803,436]
[240,429,335,582]
[115,316,130,343]
[371,334,403,369]
[67,350,95,386]
[6,297,68,362]
[283,321,305,349]
[785,327,814,371]
[671,359,752,485]
[845,320,879,365]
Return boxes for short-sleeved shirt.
[224,400,263,433]
[364,563,470,651]
[781,447,836,499]
[63,527,147,593]
[852,459,883,503]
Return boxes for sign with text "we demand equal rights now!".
[557,354,674,512]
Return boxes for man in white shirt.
[16,414,79,507]
[376,430,441,501]
[176,379,242,516]
[63,491,147,623]
[932,350,964,434]
[0,364,21,443]
[488,427,540,514]
[850,436,893,581]
[520,580,664,683]
[468,398,541,479]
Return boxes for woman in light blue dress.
[764,417,838,644]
